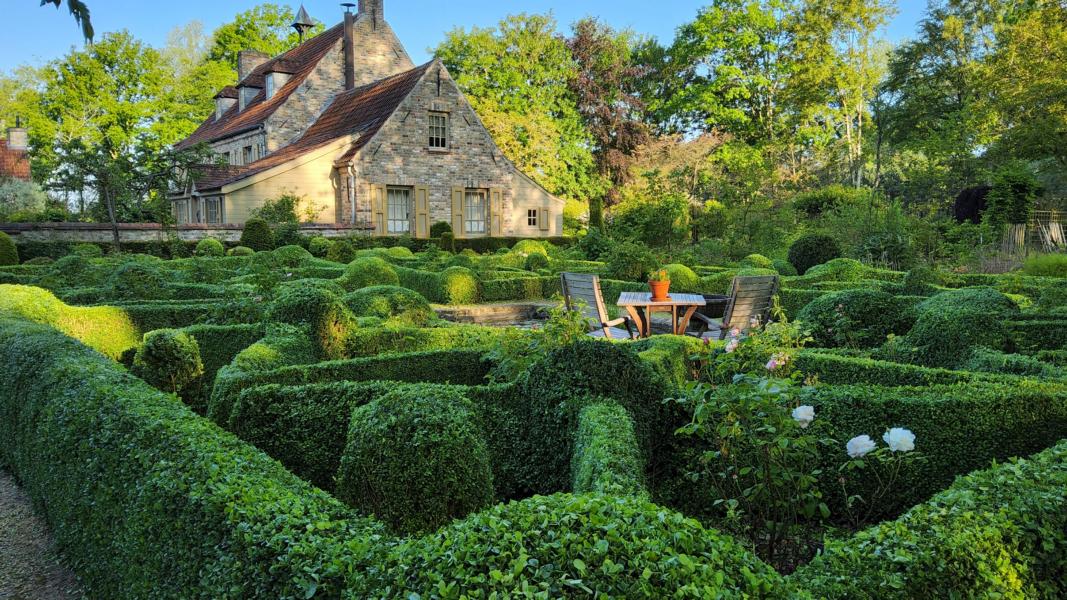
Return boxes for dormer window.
[238,86,260,112]
[265,72,291,100]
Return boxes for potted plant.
[648,268,671,301]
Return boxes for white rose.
[883,428,916,452]
[846,435,876,458]
[791,405,815,428]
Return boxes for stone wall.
[0,222,373,244]
[210,129,266,166]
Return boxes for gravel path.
[0,469,82,600]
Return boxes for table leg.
[623,305,648,337]
[676,306,699,335]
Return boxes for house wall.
[348,63,563,237]
[209,130,265,166]
[222,150,342,224]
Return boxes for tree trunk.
[103,187,121,252]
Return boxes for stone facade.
[1,222,372,243]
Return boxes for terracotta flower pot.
[649,280,671,301]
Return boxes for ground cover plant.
[0,234,1064,597]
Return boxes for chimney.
[237,50,271,81]
[343,6,356,90]
[7,116,28,151]
[358,0,382,29]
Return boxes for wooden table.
[617,292,707,338]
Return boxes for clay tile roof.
[0,139,30,181]
[197,61,433,191]
[213,86,238,100]
[188,163,252,192]
[176,23,345,149]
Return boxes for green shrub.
[524,252,550,272]
[1023,253,1067,278]
[792,184,870,216]
[788,234,842,274]
[106,262,168,300]
[511,239,548,256]
[772,259,798,276]
[342,256,398,291]
[1038,280,1067,310]
[430,221,453,238]
[576,226,613,260]
[439,231,456,252]
[1008,318,1067,354]
[24,256,53,266]
[132,329,204,394]
[239,217,274,251]
[663,263,700,292]
[266,283,354,359]
[367,493,790,598]
[439,266,479,304]
[794,440,1067,599]
[985,160,1041,227]
[603,241,657,281]
[193,238,224,257]
[0,231,18,265]
[802,258,868,282]
[71,242,103,258]
[273,222,303,248]
[343,285,435,326]
[227,245,254,257]
[325,238,357,263]
[903,265,947,294]
[336,386,494,534]
[798,289,911,349]
[571,402,646,496]
[740,253,774,270]
[271,244,313,268]
[962,346,1063,378]
[307,236,330,257]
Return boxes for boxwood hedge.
[571,401,647,497]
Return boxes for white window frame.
[429,112,448,149]
[464,189,487,235]
[204,197,223,224]
[527,209,538,227]
[387,186,413,234]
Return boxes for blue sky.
[1,1,927,71]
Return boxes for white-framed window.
[527,209,538,227]
[204,197,222,224]
[464,189,487,234]
[429,112,448,149]
[387,186,413,234]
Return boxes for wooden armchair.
[560,272,637,340]
[689,275,780,339]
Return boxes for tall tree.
[435,13,602,204]
[567,18,650,226]
[207,4,321,71]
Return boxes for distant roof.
[189,163,250,191]
[192,61,433,192]
[0,139,29,181]
[177,23,345,150]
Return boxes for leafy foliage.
[132,328,204,394]
[239,217,274,252]
[788,234,842,275]
[0,232,17,266]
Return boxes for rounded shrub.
[439,231,456,252]
[603,241,657,281]
[430,221,453,238]
[740,253,774,270]
[272,222,303,248]
[440,266,479,304]
[788,233,842,275]
[239,217,274,251]
[272,245,313,268]
[335,386,493,534]
[798,289,910,349]
[325,239,357,264]
[663,263,699,292]
[511,239,548,256]
[227,245,254,257]
[803,258,868,282]
[342,256,399,291]
[106,262,167,300]
[343,285,436,326]
[132,329,204,394]
[446,254,474,269]
[307,236,330,258]
[772,259,798,276]
[24,256,53,266]
[0,231,18,266]
[266,282,354,359]
[371,493,788,598]
[193,238,225,258]
[524,252,550,272]
[71,243,103,258]
[382,246,414,260]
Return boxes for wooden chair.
[689,275,780,340]
[560,272,637,340]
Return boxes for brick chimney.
[237,50,271,81]
[6,116,28,151]
[359,0,383,28]
[343,7,356,90]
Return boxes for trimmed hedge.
[794,349,1022,387]
[181,323,266,413]
[341,256,399,291]
[239,217,274,251]
[0,319,384,598]
[395,265,480,304]
[571,402,647,496]
[798,289,912,349]
[132,328,204,394]
[0,231,18,265]
[342,285,436,327]
[267,283,355,360]
[336,385,494,534]
[341,323,505,357]
[116,301,216,331]
[1009,318,1067,353]
[794,440,1067,599]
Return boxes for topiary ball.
[71,243,103,258]
[603,241,657,282]
[266,283,354,359]
[430,220,453,238]
[803,258,867,282]
[343,285,435,326]
[383,246,414,259]
[194,238,225,257]
[740,254,774,270]
[335,386,493,534]
[511,239,549,257]
[227,246,255,257]
[663,263,699,292]
[524,252,550,272]
[272,245,313,268]
[239,217,274,251]
[342,256,399,291]
[788,234,842,275]
[440,266,479,304]
[307,236,330,258]
[798,289,911,349]
[326,239,357,264]
[772,259,798,276]
[132,329,204,394]
[0,231,18,266]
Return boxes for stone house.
[171,1,565,239]
[0,120,30,182]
